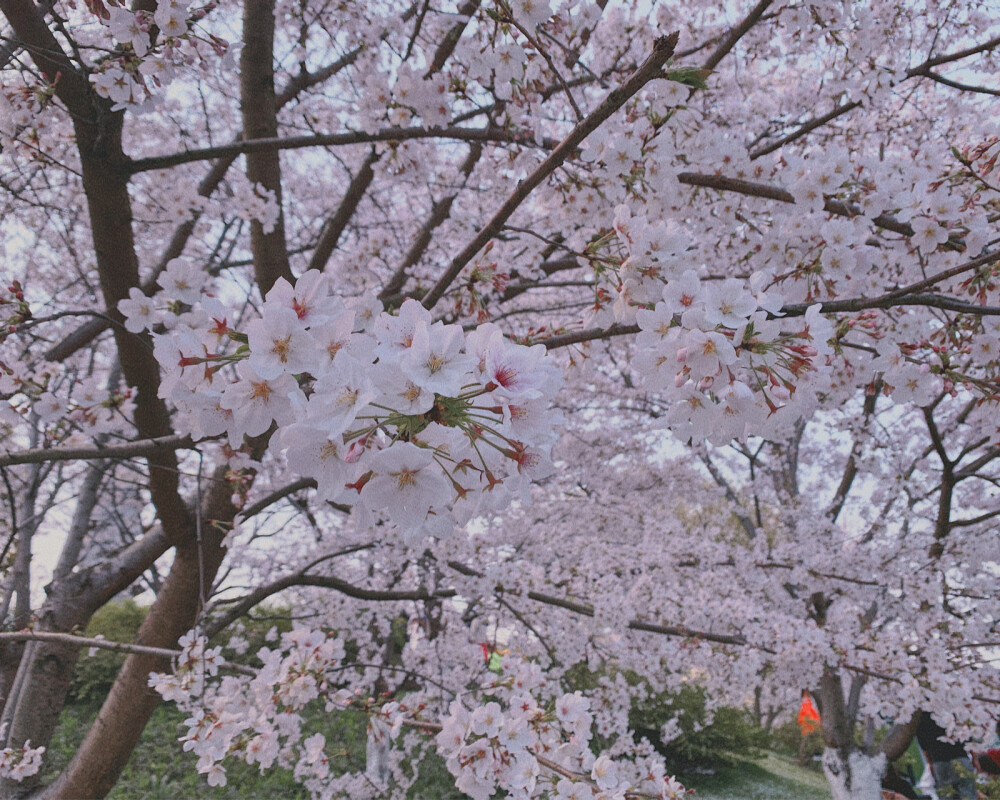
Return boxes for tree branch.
[0,434,195,467]
[420,32,680,310]
[241,0,293,294]
[306,148,378,273]
[701,0,775,71]
[127,125,543,174]
[0,630,181,660]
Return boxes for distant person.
[973,721,1000,776]
[880,763,923,800]
[797,690,821,765]
[916,712,975,799]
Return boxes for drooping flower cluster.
[604,206,836,443]
[84,0,230,110]
[0,741,45,782]
[149,629,346,789]
[431,654,688,800]
[129,269,563,542]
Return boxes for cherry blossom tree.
[1,0,999,798]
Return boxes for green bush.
[70,599,148,702]
[562,663,768,769]
[631,684,769,770]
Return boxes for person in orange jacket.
[797,690,821,765]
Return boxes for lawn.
[676,752,832,800]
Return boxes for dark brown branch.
[540,323,640,349]
[420,32,680,310]
[827,390,878,522]
[918,70,1000,97]
[750,35,1000,159]
[127,125,541,174]
[306,149,378,273]
[42,47,364,362]
[425,0,480,76]
[523,587,755,647]
[699,451,758,539]
[676,172,926,241]
[955,445,1000,479]
[949,508,1000,528]
[750,101,861,160]
[446,559,756,649]
[700,0,775,71]
[878,712,921,760]
[237,476,317,521]
[784,293,1000,317]
[205,568,454,639]
[380,142,484,300]
[241,0,293,294]
[916,33,1000,71]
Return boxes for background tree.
[0,1,998,798]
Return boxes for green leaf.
[664,67,712,90]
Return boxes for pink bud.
[699,376,714,390]
[675,347,688,364]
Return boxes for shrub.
[630,684,769,770]
[70,599,148,702]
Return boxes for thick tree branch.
[42,45,364,363]
[45,461,237,799]
[306,148,378,273]
[205,571,456,639]
[446,559,756,649]
[676,172,933,242]
[380,142,484,300]
[241,0,293,294]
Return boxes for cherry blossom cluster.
[0,279,30,335]
[0,88,38,141]
[0,741,45,782]
[0,79,59,159]
[436,686,686,800]
[126,269,563,541]
[604,206,835,443]
[0,360,136,444]
[87,0,229,110]
[149,629,346,789]
[31,378,136,436]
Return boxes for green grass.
[42,698,465,799]
[44,701,312,799]
[676,752,832,800]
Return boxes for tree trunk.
[365,722,392,786]
[822,749,887,800]
[816,668,888,800]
